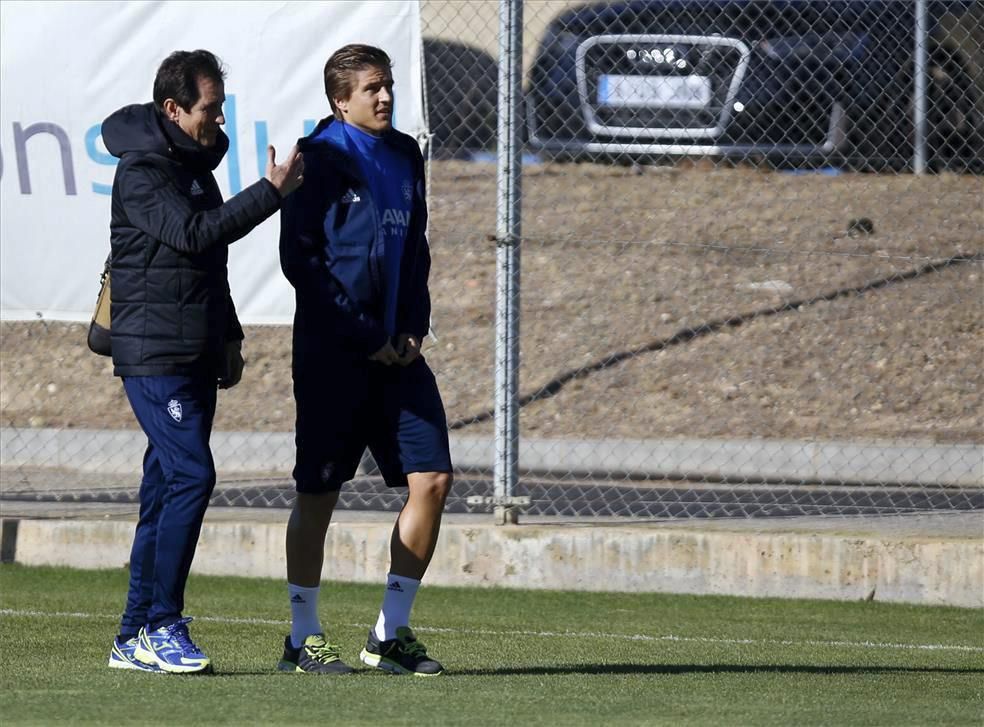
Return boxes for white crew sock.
[288,583,322,649]
[373,573,421,640]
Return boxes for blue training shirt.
[316,120,413,336]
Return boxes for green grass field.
[1,565,981,726]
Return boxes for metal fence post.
[493,0,523,524]
[913,0,928,174]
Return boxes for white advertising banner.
[0,0,424,322]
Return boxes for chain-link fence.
[2,0,982,521]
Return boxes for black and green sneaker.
[359,627,444,676]
[277,634,354,674]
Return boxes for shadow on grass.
[450,663,984,677]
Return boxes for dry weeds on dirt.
[2,161,981,443]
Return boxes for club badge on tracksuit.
[167,399,183,422]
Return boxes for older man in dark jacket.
[103,49,303,674]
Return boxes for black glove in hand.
[218,341,245,389]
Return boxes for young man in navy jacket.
[279,44,452,676]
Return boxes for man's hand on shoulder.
[266,144,304,197]
[218,340,245,389]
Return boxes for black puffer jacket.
[103,103,281,377]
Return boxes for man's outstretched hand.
[265,144,304,197]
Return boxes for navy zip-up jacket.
[280,117,431,367]
[103,103,282,377]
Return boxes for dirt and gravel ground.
[2,161,981,444]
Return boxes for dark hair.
[152,50,226,112]
[323,44,392,114]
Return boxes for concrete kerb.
[2,427,982,485]
[3,510,982,608]
[4,428,981,608]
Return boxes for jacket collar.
[102,102,228,170]
[161,114,229,172]
[301,116,412,156]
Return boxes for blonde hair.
[323,44,392,114]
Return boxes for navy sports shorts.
[292,355,452,492]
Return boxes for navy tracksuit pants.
[119,376,217,637]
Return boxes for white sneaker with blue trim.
[108,635,164,673]
[133,617,211,674]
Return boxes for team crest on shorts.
[167,399,183,422]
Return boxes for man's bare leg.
[390,471,453,579]
[286,491,339,586]
[361,471,452,675]
[284,491,340,656]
